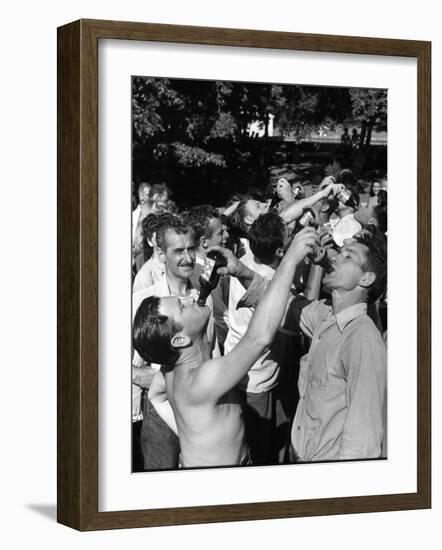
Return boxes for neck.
[338,208,354,219]
[253,254,278,271]
[166,270,190,296]
[331,289,365,314]
[175,334,210,369]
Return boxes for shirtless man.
[133,227,318,467]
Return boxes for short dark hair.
[133,296,181,366]
[183,205,220,244]
[141,213,159,244]
[155,216,192,252]
[229,198,252,238]
[137,181,150,194]
[360,234,387,303]
[338,169,356,188]
[248,212,286,265]
[148,183,171,199]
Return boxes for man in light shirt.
[224,212,292,464]
[132,182,151,240]
[328,185,362,247]
[184,205,229,350]
[216,232,387,462]
[132,213,176,293]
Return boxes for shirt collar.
[334,302,367,332]
[159,273,194,297]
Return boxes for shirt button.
[297,426,301,431]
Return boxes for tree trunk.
[364,122,374,150]
[264,112,269,138]
[359,120,367,151]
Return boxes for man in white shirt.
[184,205,230,350]
[132,213,178,293]
[224,212,293,464]
[328,186,362,247]
[132,182,151,240]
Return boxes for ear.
[170,333,192,349]
[359,271,376,289]
[244,215,254,226]
[158,248,167,264]
[200,235,208,251]
[275,247,284,259]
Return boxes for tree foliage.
[132,77,387,202]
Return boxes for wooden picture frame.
[57,19,431,531]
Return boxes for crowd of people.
[130,170,388,470]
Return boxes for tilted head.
[183,205,225,253]
[323,234,387,303]
[354,189,387,234]
[230,198,270,237]
[133,295,210,366]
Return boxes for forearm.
[246,251,301,347]
[279,190,326,224]
[233,260,256,290]
[132,364,157,389]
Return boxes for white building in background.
[247,114,274,138]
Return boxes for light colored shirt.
[224,255,280,393]
[132,253,165,293]
[292,300,387,461]
[132,274,219,421]
[240,275,387,461]
[132,205,141,240]
[329,213,362,247]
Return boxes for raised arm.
[193,228,319,401]
[279,181,343,224]
[207,245,257,290]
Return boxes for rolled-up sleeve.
[237,273,269,309]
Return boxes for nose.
[182,249,193,264]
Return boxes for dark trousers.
[243,388,290,466]
[140,397,180,470]
[132,420,144,472]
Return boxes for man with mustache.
[132,216,218,470]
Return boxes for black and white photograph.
[130,76,388,472]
